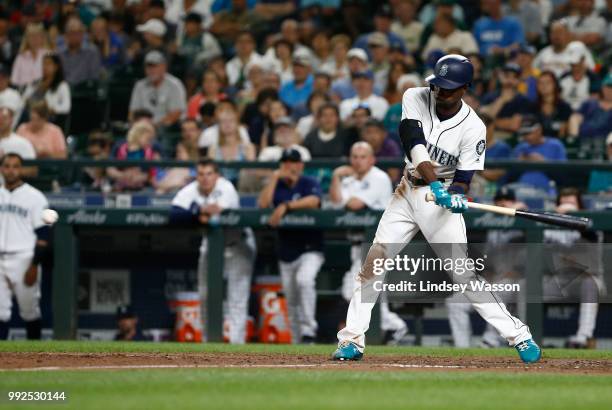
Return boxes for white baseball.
[42,209,59,225]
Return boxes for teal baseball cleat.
[515,339,542,364]
[332,341,363,361]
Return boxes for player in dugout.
[258,148,325,344]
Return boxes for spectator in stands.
[473,0,525,56]
[383,63,409,106]
[311,31,333,69]
[225,31,263,88]
[177,118,202,161]
[131,18,168,67]
[421,14,479,61]
[165,0,213,31]
[312,71,332,96]
[502,0,543,44]
[154,122,199,195]
[0,65,22,129]
[320,34,350,81]
[560,54,597,111]
[331,48,370,100]
[16,101,67,159]
[240,88,278,148]
[59,16,102,85]
[383,73,421,134]
[176,12,222,71]
[481,63,535,133]
[533,20,595,78]
[512,45,539,102]
[187,69,226,120]
[478,112,511,184]
[568,73,612,142]
[0,13,15,67]
[512,115,567,193]
[391,0,424,53]
[303,103,351,158]
[210,1,263,49]
[207,107,255,186]
[360,118,401,159]
[339,70,389,121]
[296,91,330,140]
[419,0,465,28]
[10,23,50,89]
[258,116,311,161]
[257,148,324,344]
[367,32,391,93]
[0,104,36,160]
[265,39,294,84]
[565,0,606,48]
[536,71,572,139]
[354,5,407,54]
[128,50,187,128]
[90,15,125,70]
[279,51,314,112]
[83,130,113,191]
[108,120,161,191]
[22,53,71,127]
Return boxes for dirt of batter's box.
[1,352,611,374]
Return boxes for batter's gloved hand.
[429,181,452,208]
[449,194,468,213]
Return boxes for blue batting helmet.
[425,54,473,89]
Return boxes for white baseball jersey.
[401,87,486,182]
[335,166,393,210]
[0,183,48,253]
[533,41,595,78]
[172,177,246,250]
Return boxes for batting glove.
[429,181,452,208]
[449,194,468,213]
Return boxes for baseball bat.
[424,193,591,230]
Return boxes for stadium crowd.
[0,0,609,197]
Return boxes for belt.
[407,175,446,187]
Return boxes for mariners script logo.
[439,64,448,77]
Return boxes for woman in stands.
[186,69,227,121]
[536,71,572,138]
[10,23,51,90]
[16,101,66,158]
[107,120,160,191]
[207,106,255,187]
[22,53,71,127]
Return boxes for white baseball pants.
[341,245,407,333]
[199,234,256,344]
[0,252,41,323]
[338,179,533,351]
[279,251,325,342]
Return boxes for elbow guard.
[399,119,430,167]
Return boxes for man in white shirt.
[0,105,35,160]
[339,70,389,121]
[0,66,22,129]
[533,20,595,78]
[565,0,606,47]
[258,117,311,162]
[170,159,255,344]
[226,31,263,87]
[329,141,408,344]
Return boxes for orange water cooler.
[253,277,292,343]
[171,291,203,342]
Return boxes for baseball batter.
[332,55,541,363]
[0,153,49,340]
[171,159,255,344]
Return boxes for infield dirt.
[2,352,611,374]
